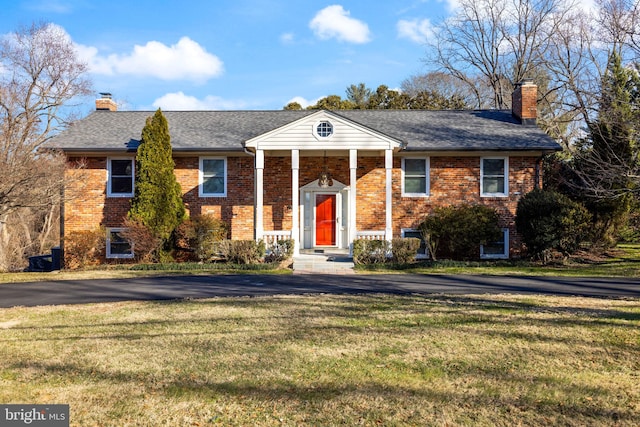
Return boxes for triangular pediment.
[300,178,348,191]
[244,110,402,151]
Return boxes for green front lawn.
[1,294,638,426]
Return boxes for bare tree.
[0,22,92,270]
[401,72,481,107]
[427,0,572,109]
[597,0,640,56]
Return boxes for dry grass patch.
[0,294,639,426]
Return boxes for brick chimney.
[95,92,117,111]
[511,80,537,125]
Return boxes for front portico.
[244,110,403,255]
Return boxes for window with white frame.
[199,157,227,197]
[481,157,508,196]
[402,158,429,196]
[481,228,509,259]
[402,229,429,259]
[107,158,134,197]
[106,228,134,259]
[316,121,333,137]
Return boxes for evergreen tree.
[129,109,185,243]
[571,52,640,245]
[345,83,373,108]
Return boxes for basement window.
[401,229,428,259]
[106,228,134,259]
[480,228,509,259]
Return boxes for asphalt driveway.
[1,273,639,308]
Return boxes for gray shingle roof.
[49,109,561,153]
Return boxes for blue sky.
[2,0,457,112]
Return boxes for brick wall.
[393,156,539,257]
[176,156,255,240]
[63,153,539,257]
[64,157,131,232]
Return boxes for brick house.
[51,81,560,262]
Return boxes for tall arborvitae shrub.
[129,109,185,244]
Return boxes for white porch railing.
[355,230,386,241]
[262,230,293,249]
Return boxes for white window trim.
[312,120,334,141]
[480,157,509,197]
[401,157,430,197]
[401,228,429,259]
[481,228,509,259]
[107,157,134,198]
[106,228,134,259]
[199,157,227,197]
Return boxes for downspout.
[535,156,543,189]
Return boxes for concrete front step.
[293,254,355,274]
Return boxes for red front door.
[315,194,336,246]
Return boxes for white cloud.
[280,33,295,44]
[440,0,462,12]
[78,37,223,83]
[152,92,246,110]
[397,18,435,43]
[309,5,371,44]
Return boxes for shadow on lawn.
[8,359,636,424]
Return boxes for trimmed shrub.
[265,239,295,263]
[391,237,421,264]
[419,204,501,260]
[516,188,592,259]
[64,229,105,270]
[353,239,390,265]
[175,215,228,261]
[218,240,266,264]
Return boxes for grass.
[358,243,640,277]
[2,244,640,284]
[1,293,639,426]
[0,262,292,284]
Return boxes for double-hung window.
[106,228,134,259]
[107,158,134,197]
[199,157,227,197]
[401,229,428,259]
[481,228,509,259]
[402,158,429,196]
[481,157,508,197]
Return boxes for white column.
[291,149,300,255]
[255,149,264,241]
[349,149,357,249]
[385,149,393,242]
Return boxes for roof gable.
[244,110,403,151]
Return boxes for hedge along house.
[51,82,560,263]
